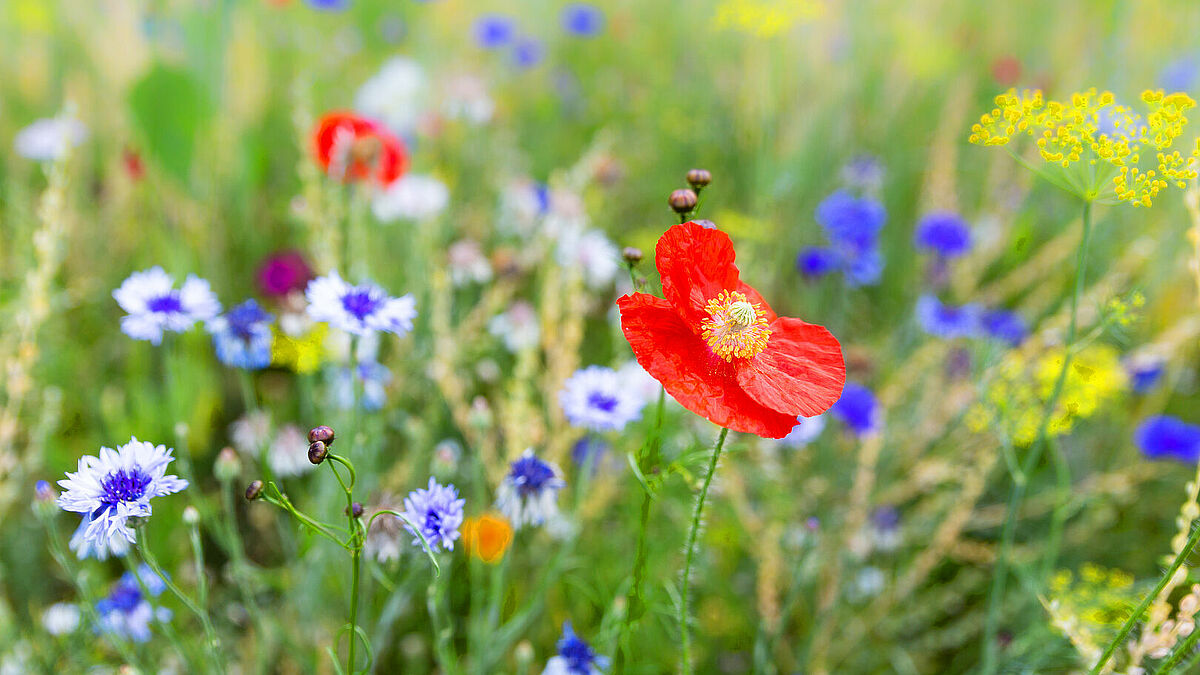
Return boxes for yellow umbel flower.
[968,343,1127,446]
[1043,564,1137,668]
[969,88,1199,207]
[712,0,824,37]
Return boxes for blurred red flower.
[312,112,408,186]
[617,222,846,438]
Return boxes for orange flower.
[460,513,514,564]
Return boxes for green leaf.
[127,63,212,183]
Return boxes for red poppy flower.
[312,112,409,186]
[617,222,846,438]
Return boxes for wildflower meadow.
[9,1,1200,673]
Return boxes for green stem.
[981,201,1093,675]
[138,541,225,674]
[1089,523,1200,674]
[349,545,362,673]
[428,565,462,675]
[613,388,666,674]
[1168,630,1200,674]
[679,427,730,675]
[122,550,195,670]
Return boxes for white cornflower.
[355,57,428,136]
[559,366,646,432]
[15,116,86,161]
[372,173,449,223]
[113,267,221,345]
[306,271,417,337]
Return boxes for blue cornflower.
[306,271,416,337]
[96,564,170,642]
[496,449,566,529]
[815,190,886,254]
[844,248,883,287]
[916,295,982,339]
[840,155,884,192]
[914,212,972,258]
[1161,55,1199,93]
[208,299,274,370]
[796,247,840,278]
[56,438,188,553]
[306,0,349,9]
[559,366,646,432]
[401,477,465,552]
[1135,415,1200,463]
[474,14,516,49]
[1127,356,1166,394]
[830,382,881,436]
[544,621,609,675]
[512,37,545,69]
[561,4,604,37]
[980,309,1028,347]
[113,267,221,345]
[571,437,611,474]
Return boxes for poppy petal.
[737,317,846,418]
[618,293,800,438]
[656,222,741,327]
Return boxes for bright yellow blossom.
[969,88,1199,207]
[712,0,824,37]
[271,323,328,374]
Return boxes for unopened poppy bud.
[347,502,364,519]
[182,506,200,525]
[308,425,336,446]
[622,247,643,264]
[686,168,712,188]
[669,189,698,214]
[308,440,328,465]
[214,447,241,483]
[245,480,264,501]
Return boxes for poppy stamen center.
[700,290,771,361]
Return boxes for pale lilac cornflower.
[559,366,645,432]
[96,565,170,643]
[543,621,609,675]
[15,115,87,161]
[231,410,272,457]
[489,301,540,352]
[402,478,465,552]
[306,271,416,337]
[41,602,81,636]
[448,239,494,286]
[208,299,274,370]
[113,267,221,345]
[355,57,428,136]
[55,438,188,551]
[372,173,450,223]
[556,229,619,289]
[778,415,827,448]
[496,449,566,530]
[268,425,316,478]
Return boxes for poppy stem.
[679,426,730,675]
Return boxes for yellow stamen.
[700,290,771,362]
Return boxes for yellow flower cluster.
[969,88,1199,206]
[967,343,1127,446]
[712,0,824,37]
[1044,564,1137,667]
[271,323,328,374]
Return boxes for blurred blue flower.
[830,382,881,436]
[1135,415,1200,463]
[571,436,611,474]
[916,295,981,339]
[816,190,885,253]
[1127,357,1166,394]
[559,366,646,432]
[1160,55,1199,93]
[844,249,883,287]
[96,564,170,643]
[335,360,393,411]
[474,14,516,49]
[981,309,1028,347]
[512,37,545,69]
[306,0,349,10]
[496,449,566,529]
[796,247,840,278]
[545,621,609,675]
[208,300,274,370]
[561,3,605,37]
[914,212,972,258]
[840,155,884,193]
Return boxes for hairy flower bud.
[308,440,329,465]
[668,189,698,214]
[245,480,264,501]
[214,447,241,483]
[622,247,643,264]
[308,425,336,446]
